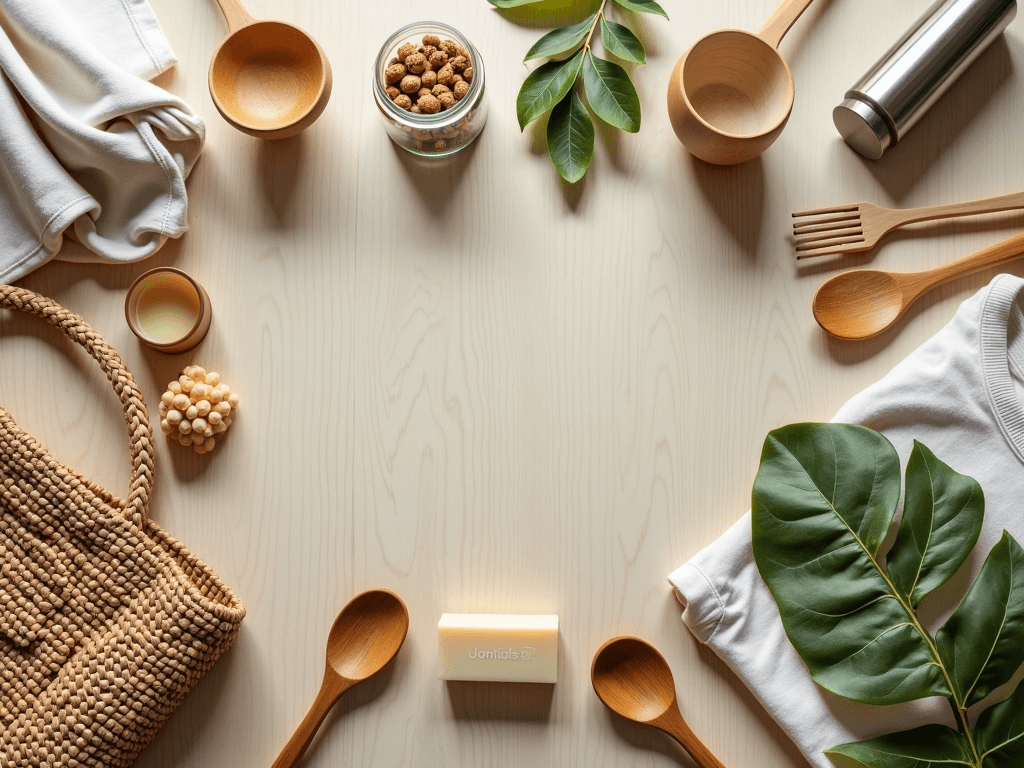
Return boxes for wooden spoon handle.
[916,232,1024,294]
[758,0,817,49]
[212,0,256,33]
[896,190,1024,229]
[270,675,350,768]
[653,706,729,768]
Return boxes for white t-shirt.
[669,274,1024,768]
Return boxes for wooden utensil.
[270,589,409,768]
[667,0,817,165]
[209,0,332,139]
[793,190,1024,259]
[591,637,728,768]
[813,232,1024,340]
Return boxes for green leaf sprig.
[751,423,1024,768]
[490,0,666,182]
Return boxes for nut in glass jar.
[373,22,487,157]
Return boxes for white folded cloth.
[0,0,204,283]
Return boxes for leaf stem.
[583,0,607,52]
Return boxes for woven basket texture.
[0,286,245,766]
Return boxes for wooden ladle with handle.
[592,636,728,768]
[813,232,1024,340]
[208,0,332,139]
[667,0,818,165]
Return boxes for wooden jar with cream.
[125,268,212,353]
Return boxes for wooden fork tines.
[792,191,1024,259]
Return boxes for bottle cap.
[833,97,893,160]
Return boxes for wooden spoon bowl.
[813,233,1024,341]
[209,0,332,139]
[271,589,409,768]
[592,637,727,768]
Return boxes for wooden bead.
[227,393,241,409]
[179,375,195,393]
[166,410,183,426]
[206,372,221,386]
[196,400,211,417]
[208,411,222,426]
[172,394,190,411]
[214,402,231,417]
[178,420,192,435]
[204,437,216,451]
[168,381,182,395]
[191,432,205,445]
[178,433,191,447]
[161,391,174,407]
[185,406,198,421]
[160,420,173,435]
[192,418,208,433]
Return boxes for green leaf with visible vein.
[517,49,585,130]
[975,678,1024,767]
[826,725,975,768]
[935,532,1024,706]
[886,441,984,607]
[600,18,646,64]
[751,424,950,705]
[613,0,668,17]
[581,53,641,133]
[524,14,596,61]
[488,0,546,7]
[546,89,594,183]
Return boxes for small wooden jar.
[125,268,212,353]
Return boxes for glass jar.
[372,22,487,157]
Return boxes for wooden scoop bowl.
[813,232,1024,340]
[209,0,332,139]
[667,0,817,165]
[592,637,727,768]
[270,589,409,768]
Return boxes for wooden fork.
[792,191,1024,259]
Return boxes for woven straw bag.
[0,286,245,766]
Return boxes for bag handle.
[0,285,154,526]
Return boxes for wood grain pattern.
[3,0,1024,766]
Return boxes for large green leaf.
[546,89,594,183]
[613,0,667,17]
[826,725,974,768]
[975,678,1024,767]
[524,14,596,61]
[581,53,641,133]
[517,50,585,130]
[752,424,950,705]
[935,532,1024,706]
[600,18,646,64]
[886,441,984,607]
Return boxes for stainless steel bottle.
[834,0,1017,159]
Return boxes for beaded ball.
[157,366,239,455]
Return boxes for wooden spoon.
[591,637,727,768]
[813,232,1024,340]
[271,589,410,768]
[209,0,332,139]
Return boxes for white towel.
[0,0,204,283]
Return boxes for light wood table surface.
[4,0,1024,765]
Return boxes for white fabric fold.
[0,0,203,283]
[670,275,1024,768]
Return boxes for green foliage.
[751,423,1024,768]
[546,90,594,184]
[493,0,665,182]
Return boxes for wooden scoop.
[209,0,332,139]
[667,0,817,165]
[591,637,727,768]
[813,232,1024,340]
[270,589,409,768]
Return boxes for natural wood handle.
[270,674,350,768]
[652,706,729,768]
[918,232,1024,293]
[896,190,1024,228]
[758,0,817,49]
[213,0,256,33]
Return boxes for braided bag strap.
[0,285,154,526]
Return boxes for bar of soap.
[437,613,558,684]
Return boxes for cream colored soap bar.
[437,614,558,684]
